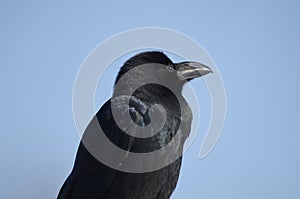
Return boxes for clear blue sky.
[1,1,299,198]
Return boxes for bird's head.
[114,51,212,99]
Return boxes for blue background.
[1,1,299,198]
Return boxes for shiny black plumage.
[58,51,211,199]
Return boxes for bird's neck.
[114,83,182,101]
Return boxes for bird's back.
[58,95,192,199]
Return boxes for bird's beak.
[176,62,213,80]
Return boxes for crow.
[58,51,212,199]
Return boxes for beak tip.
[206,66,213,73]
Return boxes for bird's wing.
[58,96,153,199]
[155,160,182,199]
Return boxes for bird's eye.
[167,65,174,72]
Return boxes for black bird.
[58,51,212,199]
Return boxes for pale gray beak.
[175,62,213,80]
